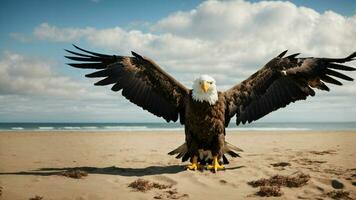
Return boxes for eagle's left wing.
[65,45,189,123]
[224,51,356,126]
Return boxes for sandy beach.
[0,131,355,200]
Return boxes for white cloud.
[14,0,356,122]
[33,1,356,80]
[0,51,156,122]
[34,23,95,42]
[153,0,356,56]
[0,51,89,97]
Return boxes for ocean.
[0,122,355,132]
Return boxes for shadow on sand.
[0,165,244,177]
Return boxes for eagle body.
[184,91,226,159]
[66,45,355,172]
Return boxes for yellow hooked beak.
[201,81,210,93]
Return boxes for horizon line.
[0,121,355,124]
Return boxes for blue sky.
[0,0,355,123]
[1,1,200,52]
[1,0,355,55]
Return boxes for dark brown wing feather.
[224,51,356,125]
[65,45,189,123]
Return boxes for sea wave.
[39,127,54,130]
[11,127,24,130]
[63,126,82,130]
[82,126,98,129]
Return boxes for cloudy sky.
[0,0,355,123]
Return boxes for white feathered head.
[192,75,218,105]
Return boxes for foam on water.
[63,127,82,130]
[39,127,54,130]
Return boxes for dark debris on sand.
[248,173,310,188]
[154,189,189,199]
[308,150,337,155]
[294,158,327,165]
[0,186,2,196]
[327,190,352,200]
[257,186,283,197]
[248,173,310,197]
[129,179,188,199]
[29,196,44,200]
[60,170,88,179]
[128,179,172,192]
[271,162,291,167]
[219,179,227,184]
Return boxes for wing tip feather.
[286,53,300,59]
[131,51,143,59]
[346,51,356,60]
[277,50,288,58]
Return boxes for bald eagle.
[66,45,355,172]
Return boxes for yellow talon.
[186,156,201,171]
[207,156,225,173]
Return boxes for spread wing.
[224,50,356,125]
[65,45,189,123]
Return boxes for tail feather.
[176,152,185,159]
[168,143,187,156]
[222,155,229,164]
[223,142,243,159]
[224,142,244,153]
[168,141,243,163]
[227,150,241,158]
[182,153,190,162]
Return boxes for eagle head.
[192,74,218,105]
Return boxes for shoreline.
[1,122,356,133]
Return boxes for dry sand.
[0,131,355,200]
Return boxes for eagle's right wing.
[65,45,189,123]
[224,51,356,126]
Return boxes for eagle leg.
[207,156,225,173]
[186,156,201,171]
